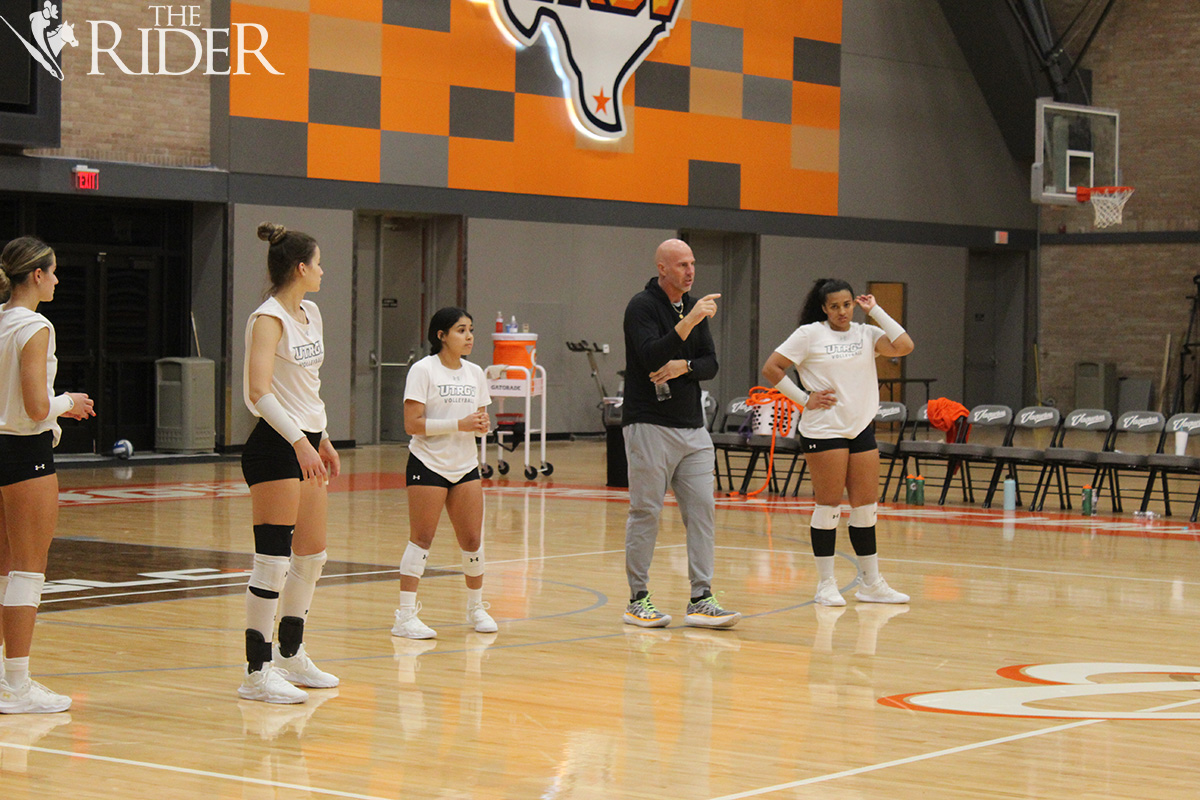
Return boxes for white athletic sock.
[245,590,278,641]
[399,590,417,611]
[815,556,836,582]
[858,554,880,585]
[466,588,483,608]
[4,656,29,688]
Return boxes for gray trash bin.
[156,357,215,453]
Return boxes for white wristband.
[868,305,906,342]
[49,393,74,418]
[424,417,459,436]
[321,430,330,442]
[254,393,306,444]
[773,376,810,406]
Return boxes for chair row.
[884,404,1200,520]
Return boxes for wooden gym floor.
[4,441,1200,799]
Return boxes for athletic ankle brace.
[848,503,878,527]
[4,571,44,608]
[811,504,841,530]
[253,524,294,557]
[461,548,484,578]
[245,629,272,671]
[400,542,429,579]
[277,615,305,658]
[248,554,289,598]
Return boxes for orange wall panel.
[229,4,310,122]
[308,124,381,183]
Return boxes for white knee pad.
[400,542,429,579]
[849,503,878,528]
[5,571,44,608]
[248,555,289,595]
[811,504,841,530]
[461,548,484,578]
[289,550,328,584]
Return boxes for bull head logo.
[486,0,683,140]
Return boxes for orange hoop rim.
[1075,185,1134,202]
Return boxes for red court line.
[58,474,1200,541]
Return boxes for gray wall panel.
[839,0,1034,229]
[465,220,677,434]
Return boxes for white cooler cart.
[479,363,552,480]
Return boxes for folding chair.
[1138,413,1200,521]
[1032,408,1112,512]
[875,402,909,502]
[711,397,752,492]
[934,405,1013,505]
[893,403,970,502]
[1092,411,1162,512]
[982,406,1060,508]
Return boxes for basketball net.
[1076,186,1134,229]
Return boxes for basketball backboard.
[1031,98,1120,205]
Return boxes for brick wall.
[1038,0,1200,411]
[27,0,211,166]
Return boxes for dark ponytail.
[427,307,472,354]
[257,222,318,294]
[798,278,854,326]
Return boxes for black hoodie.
[622,277,718,429]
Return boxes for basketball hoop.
[1076,185,1134,229]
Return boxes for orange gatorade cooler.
[492,333,537,379]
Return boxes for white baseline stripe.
[707,691,1200,799]
[0,743,392,800]
[706,720,1101,799]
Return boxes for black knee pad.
[849,525,877,556]
[245,628,273,671]
[277,615,305,659]
[811,527,837,558]
[253,524,294,557]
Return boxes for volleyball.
[111,439,135,459]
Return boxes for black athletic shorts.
[241,419,323,487]
[405,453,480,489]
[0,431,56,487]
[800,425,878,455]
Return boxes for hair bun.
[257,222,287,246]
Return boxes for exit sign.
[73,165,99,191]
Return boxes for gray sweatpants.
[623,423,716,599]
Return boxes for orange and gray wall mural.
[228,0,842,215]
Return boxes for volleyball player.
[0,237,95,714]
[239,223,340,704]
[762,279,913,607]
[391,308,496,639]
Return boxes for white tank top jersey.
[775,320,886,439]
[0,304,62,444]
[243,295,327,434]
[405,354,491,481]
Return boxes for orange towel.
[927,397,970,443]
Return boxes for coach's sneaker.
[466,600,498,633]
[238,665,307,704]
[685,593,741,629]
[854,576,910,604]
[623,591,671,628]
[0,678,71,714]
[274,645,339,689]
[814,578,847,607]
[392,604,437,639]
